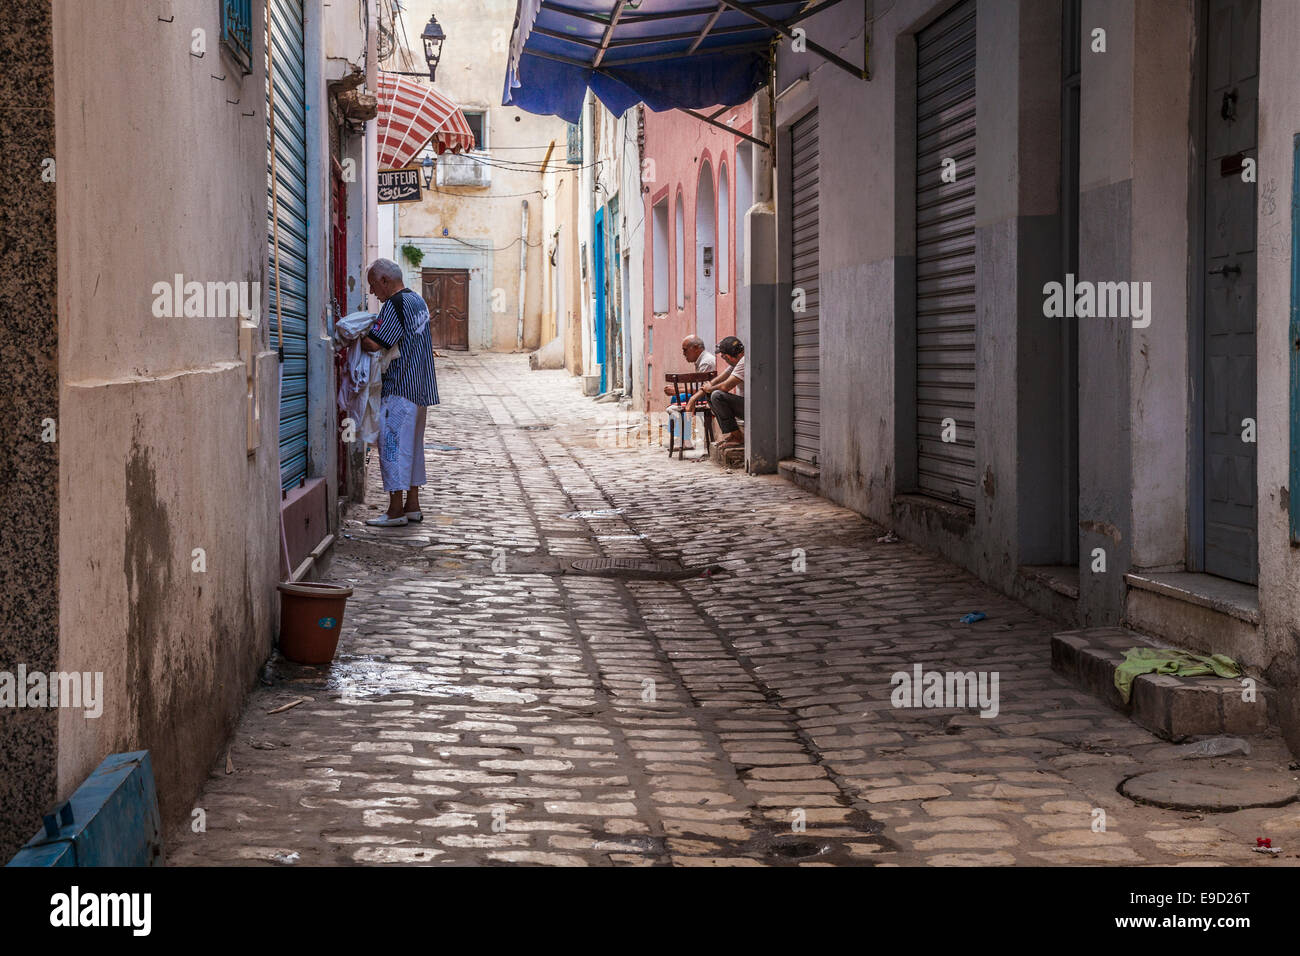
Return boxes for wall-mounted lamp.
[422,14,446,82]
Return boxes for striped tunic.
[368,288,440,407]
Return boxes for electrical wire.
[443,234,545,252]
[447,152,606,173]
[417,188,547,199]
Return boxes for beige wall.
[53,0,280,831]
[543,163,584,370]
[543,164,584,374]
[1257,0,1300,746]
[395,0,570,351]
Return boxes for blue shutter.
[268,0,309,490]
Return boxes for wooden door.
[1200,0,1258,583]
[422,268,469,350]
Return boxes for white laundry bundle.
[335,311,399,445]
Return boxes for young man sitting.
[686,336,744,448]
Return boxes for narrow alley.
[168,355,1299,867]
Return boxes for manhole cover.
[518,424,553,431]
[570,558,696,580]
[767,839,831,860]
[1120,767,1300,812]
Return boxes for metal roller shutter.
[915,0,976,505]
[790,109,820,465]
[268,0,309,490]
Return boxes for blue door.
[594,207,607,394]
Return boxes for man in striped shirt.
[360,258,440,527]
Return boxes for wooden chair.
[665,371,715,460]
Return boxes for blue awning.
[503,0,812,123]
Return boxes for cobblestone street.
[170,354,1300,867]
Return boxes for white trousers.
[378,395,427,493]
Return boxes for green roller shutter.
[268,0,309,489]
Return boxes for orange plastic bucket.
[277,581,353,664]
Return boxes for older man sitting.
[664,335,715,451]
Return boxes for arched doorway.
[695,161,716,347]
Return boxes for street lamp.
[384,13,447,82]
[420,154,435,190]
[422,14,446,82]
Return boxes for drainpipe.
[364,0,379,312]
[517,200,529,350]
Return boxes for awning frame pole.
[688,3,727,53]
[523,41,769,69]
[679,108,770,149]
[592,0,629,67]
[786,0,852,25]
[714,0,868,81]
[531,20,769,50]
[541,0,794,25]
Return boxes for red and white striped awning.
[376,72,475,170]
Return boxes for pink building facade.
[641,103,754,415]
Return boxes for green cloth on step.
[1114,647,1241,704]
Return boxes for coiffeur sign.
[378,167,421,204]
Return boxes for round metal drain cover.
[1120,767,1300,812]
[570,558,691,580]
[518,424,553,431]
[767,839,831,860]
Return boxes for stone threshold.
[1019,564,1080,601]
[1051,626,1271,741]
[1125,570,1259,625]
[1013,564,1080,627]
[777,457,818,490]
[1124,571,1259,666]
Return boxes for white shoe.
[404,511,423,522]
[365,514,408,527]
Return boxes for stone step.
[708,442,744,469]
[1050,626,1272,741]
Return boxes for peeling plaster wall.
[53,0,280,837]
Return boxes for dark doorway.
[1198,0,1259,584]
[422,268,470,350]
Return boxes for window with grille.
[221,0,253,74]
